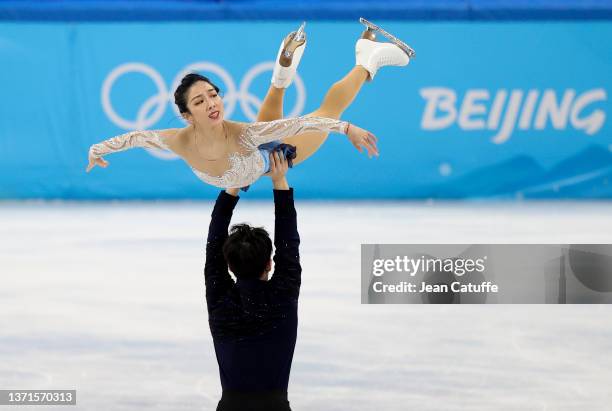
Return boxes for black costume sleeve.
[269,188,301,298]
[204,191,239,312]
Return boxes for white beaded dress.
[89,116,348,189]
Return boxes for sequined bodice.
[89,116,348,189]
[190,151,265,189]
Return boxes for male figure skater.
[204,152,299,411]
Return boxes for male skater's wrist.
[217,190,240,209]
[224,188,240,197]
[272,177,289,190]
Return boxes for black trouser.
[216,390,291,411]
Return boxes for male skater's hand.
[268,151,289,190]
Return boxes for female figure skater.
[86,19,414,190]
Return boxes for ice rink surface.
[1,200,612,411]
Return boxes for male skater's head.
[222,224,273,281]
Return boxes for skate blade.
[281,23,307,66]
[294,21,306,42]
[360,17,416,59]
[283,22,307,57]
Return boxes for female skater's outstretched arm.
[241,115,379,158]
[86,115,376,176]
[86,128,180,172]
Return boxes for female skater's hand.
[268,151,289,190]
[86,153,109,172]
[346,124,379,158]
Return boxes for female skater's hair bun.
[223,224,273,280]
[174,73,221,114]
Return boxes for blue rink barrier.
[0,20,611,199]
[2,1,612,21]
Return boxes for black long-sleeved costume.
[204,189,301,392]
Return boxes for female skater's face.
[185,81,224,126]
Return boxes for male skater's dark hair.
[223,224,273,279]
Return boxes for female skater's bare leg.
[310,66,369,119]
[284,19,411,165]
[257,86,285,122]
[283,66,369,165]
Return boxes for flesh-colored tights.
[256,66,369,165]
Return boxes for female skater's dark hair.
[223,224,273,280]
[174,73,220,114]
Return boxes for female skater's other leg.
[257,23,306,122]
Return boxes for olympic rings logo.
[101,62,306,160]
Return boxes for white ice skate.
[355,17,415,81]
[271,22,307,89]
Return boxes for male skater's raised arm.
[204,187,240,313]
[269,152,302,299]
